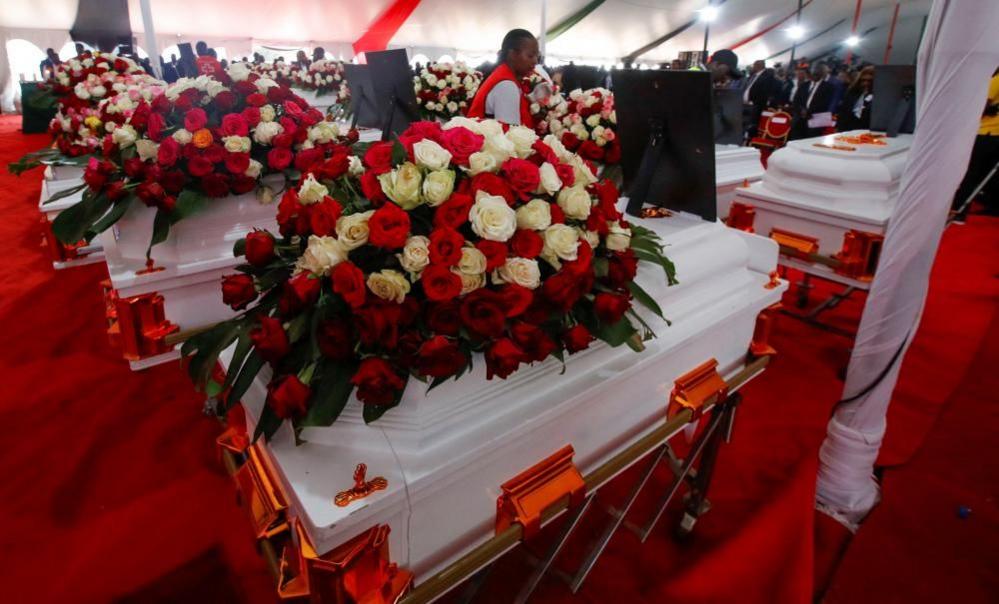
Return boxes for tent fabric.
[815,0,999,526]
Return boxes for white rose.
[172,128,193,145]
[367,269,411,304]
[495,257,541,290]
[74,84,91,100]
[422,169,456,206]
[296,235,347,276]
[447,101,459,114]
[398,236,430,274]
[543,224,580,264]
[412,139,453,170]
[111,124,137,148]
[506,125,538,159]
[253,121,283,145]
[543,134,573,161]
[348,155,364,176]
[538,162,563,195]
[457,246,487,275]
[557,186,592,220]
[259,104,276,122]
[585,114,601,128]
[483,133,515,163]
[335,210,374,250]
[135,138,159,161]
[227,62,251,81]
[578,227,601,249]
[467,151,499,175]
[308,120,341,144]
[470,193,517,242]
[245,159,263,178]
[476,119,504,138]
[605,221,632,252]
[570,124,590,141]
[91,85,107,98]
[516,199,553,231]
[223,135,252,153]
[297,174,329,205]
[571,155,598,186]
[378,162,423,210]
[457,271,485,295]
[443,116,483,134]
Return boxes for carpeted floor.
[0,115,995,603]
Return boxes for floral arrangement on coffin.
[530,90,566,137]
[44,52,151,114]
[542,88,621,165]
[291,59,350,102]
[182,117,677,441]
[413,62,482,120]
[37,66,358,256]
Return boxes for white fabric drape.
[815,0,999,528]
[1,27,72,113]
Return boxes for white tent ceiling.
[2,0,931,65]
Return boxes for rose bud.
[562,324,593,353]
[265,374,311,419]
[351,358,405,407]
[594,292,631,324]
[221,274,257,310]
[244,230,276,267]
[250,316,290,363]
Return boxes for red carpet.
[0,114,995,603]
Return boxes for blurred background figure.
[836,66,874,132]
[743,59,779,139]
[39,48,60,79]
[952,66,999,221]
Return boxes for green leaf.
[363,402,395,424]
[50,192,111,245]
[222,331,253,391]
[147,208,172,259]
[299,363,356,428]
[627,281,664,319]
[41,182,87,205]
[233,238,247,258]
[205,380,224,398]
[391,140,407,165]
[252,403,283,443]
[170,190,207,224]
[187,321,241,387]
[226,351,265,409]
[85,196,134,239]
[596,317,638,347]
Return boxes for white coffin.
[732,130,912,287]
[296,89,340,113]
[230,208,785,585]
[715,145,764,219]
[38,174,104,269]
[98,179,281,369]
[45,164,85,181]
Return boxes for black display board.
[366,49,419,139]
[871,65,916,136]
[343,64,380,129]
[614,70,717,221]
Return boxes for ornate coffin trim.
[496,445,586,539]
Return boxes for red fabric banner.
[353,0,422,55]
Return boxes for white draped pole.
[138,0,162,79]
[815,0,999,529]
[540,0,548,59]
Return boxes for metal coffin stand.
[212,211,787,602]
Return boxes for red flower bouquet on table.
[413,62,482,120]
[183,117,677,442]
[35,67,358,257]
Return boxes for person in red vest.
[467,29,539,127]
[195,41,224,78]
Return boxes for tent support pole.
[138,0,161,78]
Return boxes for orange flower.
[192,128,213,149]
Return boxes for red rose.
[509,229,543,259]
[159,194,177,213]
[214,90,237,111]
[242,106,261,128]
[106,180,127,201]
[188,155,214,177]
[475,240,508,271]
[246,92,267,107]
[425,300,462,336]
[578,140,604,162]
[363,141,394,173]
[499,284,534,317]
[147,112,165,142]
[221,113,249,137]
[266,375,310,419]
[184,107,208,132]
[283,100,304,117]
[429,227,464,266]
[315,148,350,180]
[83,159,108,191]
[309,198,343,237]
[555,162,576,188]
[360,170,387,206]
[231,175,257,194]
[332,261,367,309]
[460,289,507,338]
[562,239,594,277]
[433,193,473,229]
[502,158,541,200]
[594,292,631,324]
[563,324,593,353]
[561,132,581,151]
[278,273,321,316]
[225,152,251,175]
[201,173,230,198]
[607,249,638,289]
[157,137,180,167]
[268,147,293,170]
[510,322,557,363]
[440,126,484,166]
[251,316,290,363]
[352,358,405,406]
[485,338,525,380]
[244,230,275,267]
[399,121,444,157]
[124,156,145,178]
[471,172,514,205]
[395,330,425,369]
[277,189,305,237]
[603,139,622,165]
[420,264,463,302]
[592,179,622,221]
[368,203,411,249]
[531,139,559,165]
[204,144,226,164]
[293,147,323,173]
[221,274,257,309]
[136,180,165,206]
[355,302,400,348]
[542,270,583,312]
[317,319,354,361]
[416,335,467,378]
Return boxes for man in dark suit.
[791,62,835,139]
[742,60,778,139]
